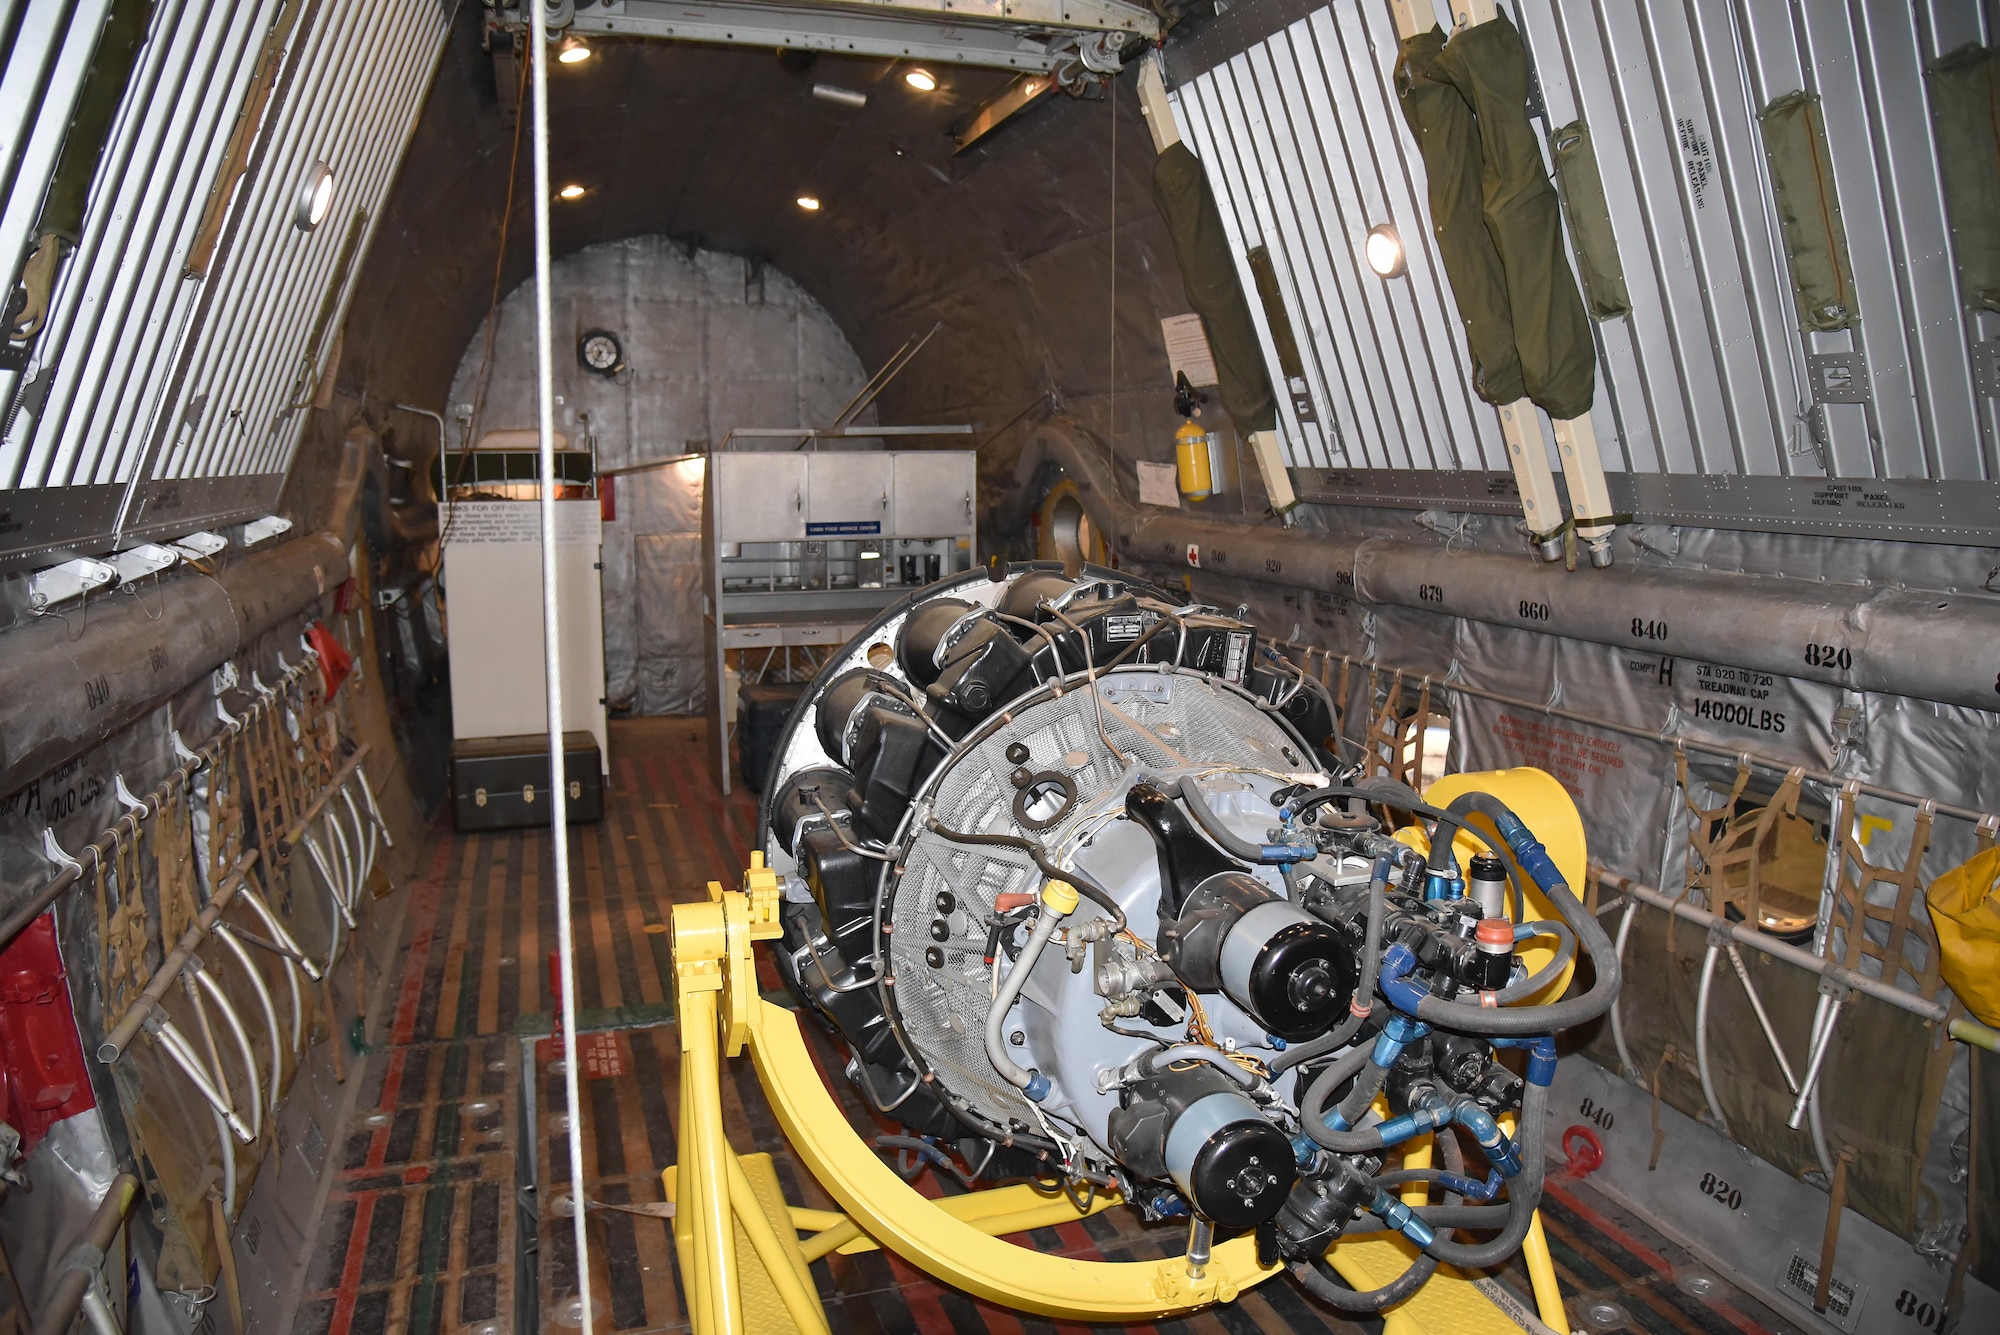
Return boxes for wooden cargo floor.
[294,718,1800,1335]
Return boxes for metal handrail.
[97,849,259,1062]
[32,1173,140,1335]
[1272,640,2000,828]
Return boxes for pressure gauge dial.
[577,329,625,377]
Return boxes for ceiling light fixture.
[558,35,592,64]
[559,184,586,200]
[1365,223,1406,278]
[293,161,334,231]
[796,195,821,211]
[904,67,938,92]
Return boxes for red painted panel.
[0,912,96,1155]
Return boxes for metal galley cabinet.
[705,449,977,790]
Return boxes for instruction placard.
[1136,460,1181,508]
[1161,313,1219,388]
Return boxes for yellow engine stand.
[665,767,1577,1334]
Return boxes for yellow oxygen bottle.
[1175,418,1212,501]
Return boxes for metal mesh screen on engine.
[888,670,1306,1126]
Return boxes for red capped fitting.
[1474,918,1515,953]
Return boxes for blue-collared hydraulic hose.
[1320,1011,1426,1135]
[1375,1166,1506,1202]
[1306,1087,1525,1170]
[1491,1034,1559,1088]
[1290,1099,1475,1312]
[1451,1101,1524,1176]
[1323,1081,1554,1269]
[1369,1189,1436,1247]
[1174,776,1316,864]
[1348,791,1622,1037]
[1317,1077,1553,1263]
[1414,1076,1549,1268]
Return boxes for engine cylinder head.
[769,766,855,855]
[816,667,895,763]
[898,598,971,687]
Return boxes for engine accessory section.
[755,564,1618,1313]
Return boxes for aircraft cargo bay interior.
[1,2,1998,1333]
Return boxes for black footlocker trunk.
[737,681,807,793]
[451,731,604,831]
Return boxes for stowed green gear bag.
[1549,119,1630,319]
[1152,143,1278,436]
[1434,13,1597,421]
[1395,28,1525,408]
[1927,44,2000,313]
[1759,90,1860,333]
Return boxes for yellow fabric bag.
[1927,845,2000,1027]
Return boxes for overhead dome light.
[559,184,586,200]
[796,195,821,211]
[904,67,937,92]
[294,162,334,231]
[558,35,592,64]
[1364,224,1405,277]
[1365,223,1406,279]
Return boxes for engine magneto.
[1107,1063,1296,1230]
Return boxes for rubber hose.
[1292,1250,1438,1311]
[1371,1168,1473,1190]
[1355,862,1388,1026]
[1497,851,1529,923]
[925,819,1127,932]
[1290,1109,1467,1312]
[1418,1078,1548,1268]
[1268,1011,1360,1073]
[1300,1116,1388,1154]
[1286,784,1473,862]
[1176,776,1309,864]
[1272,860,1386,1073]
[1299,1045,1388,1150]
[1335,1055,1392,1128]
[1142,1044,1262,1089]
[1340,1203,1516,1233]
